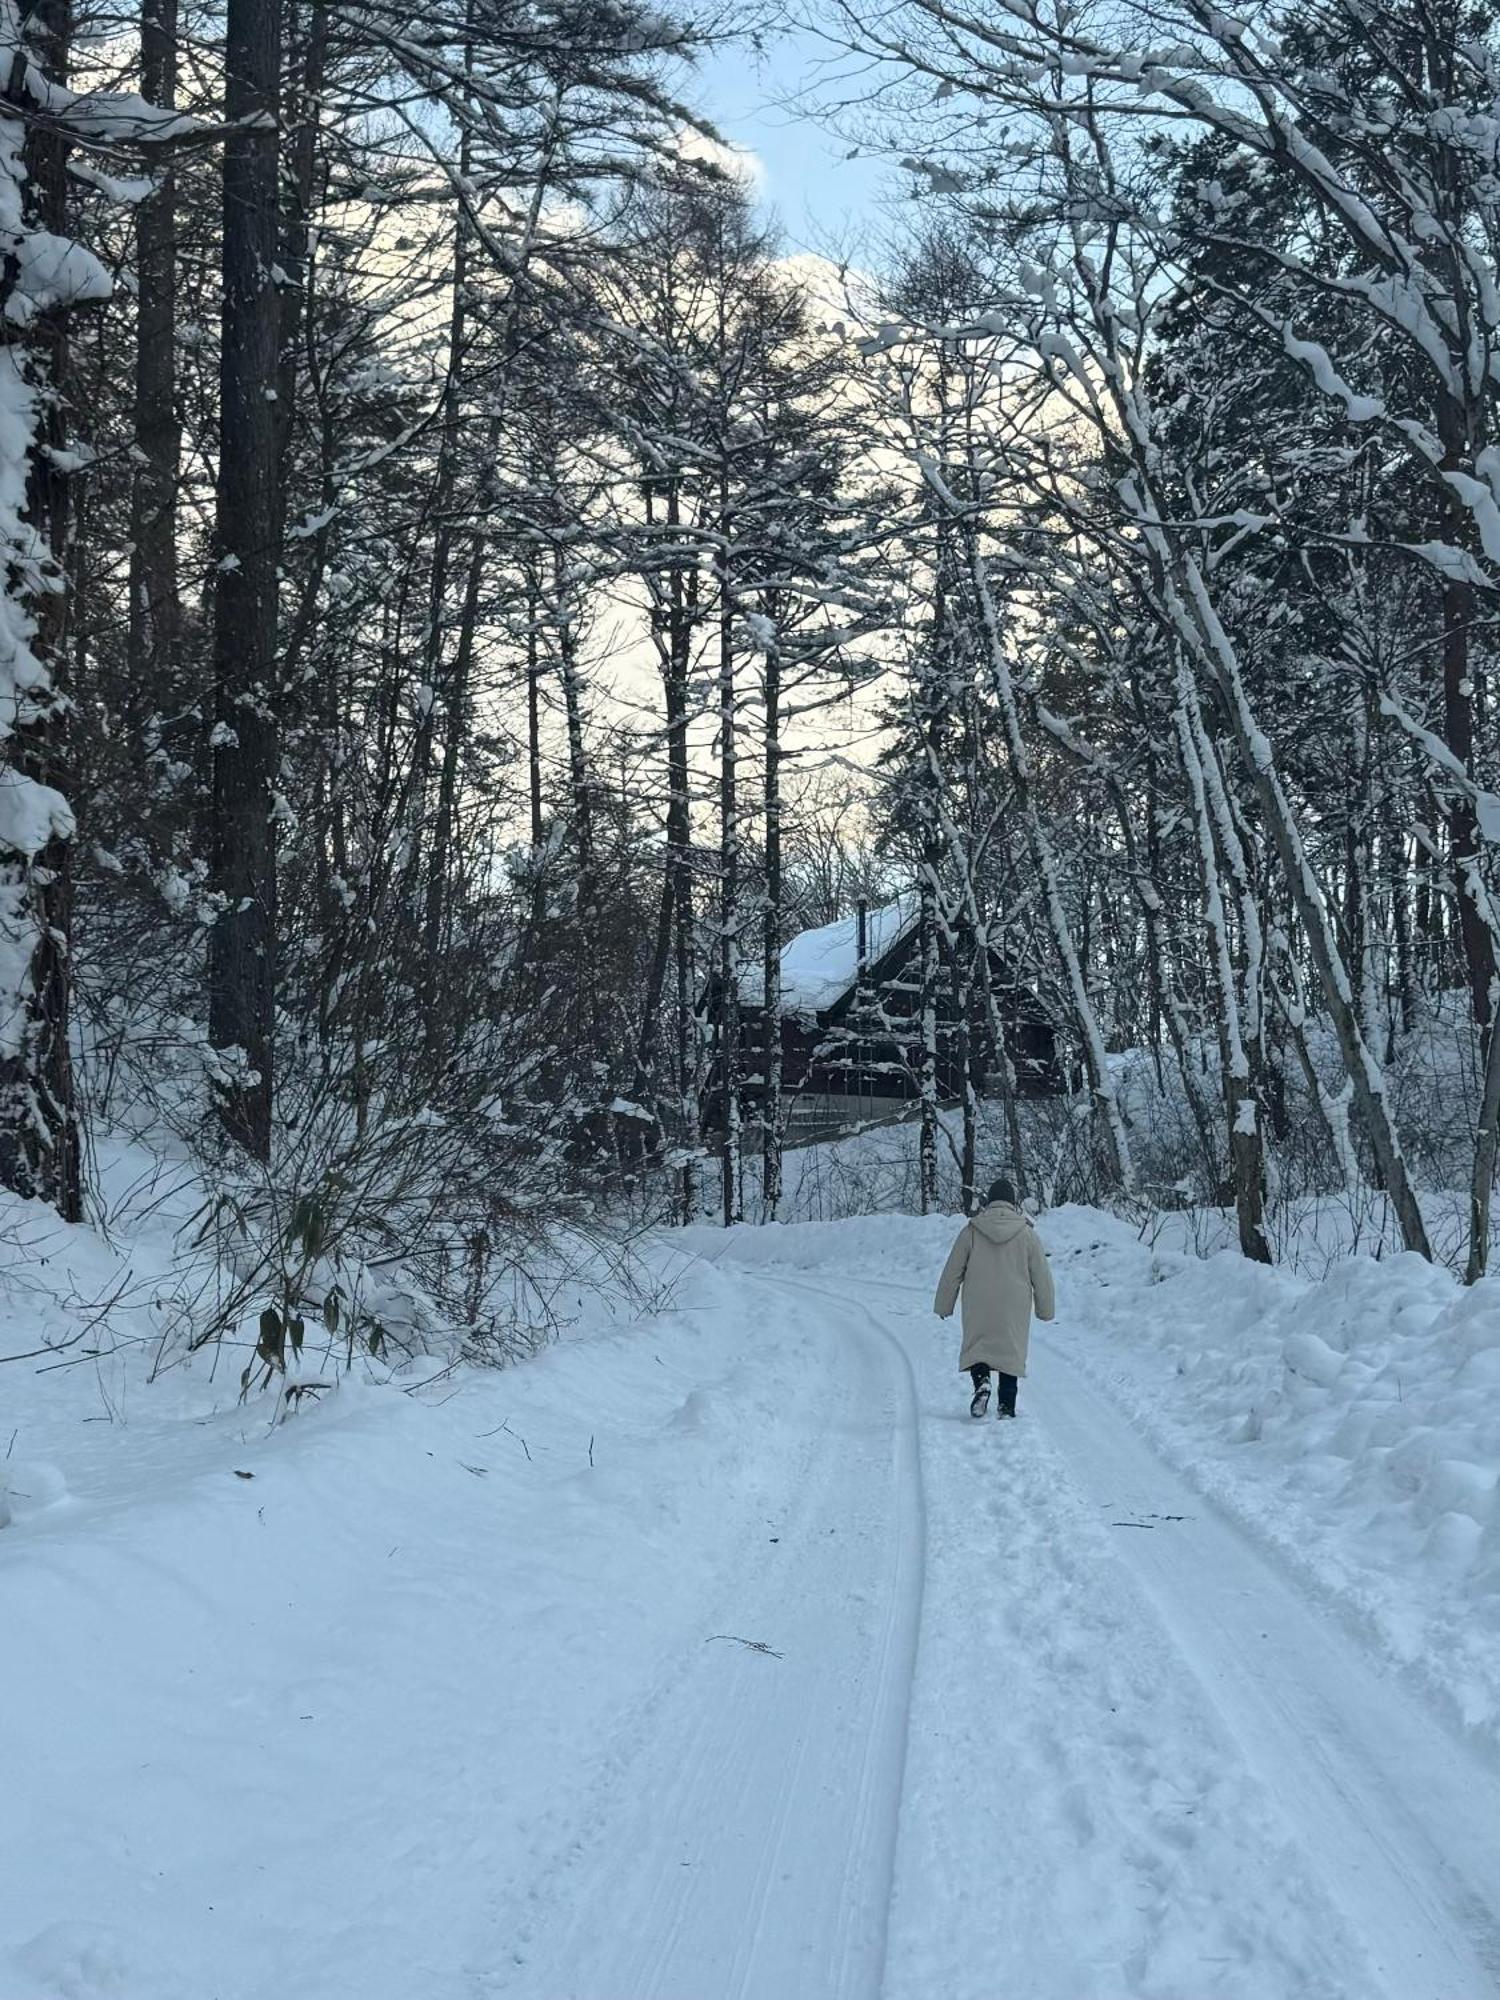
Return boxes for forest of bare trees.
[3,0,1500,1343]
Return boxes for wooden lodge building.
[700,897,1062,1142]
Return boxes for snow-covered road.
[475,1262,1500,2000]
[490,1284,925,1999]
[7,1233,1500,2000]
[748,1273,1500,2000]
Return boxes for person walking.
[933,1177,1055,1419]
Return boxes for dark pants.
[970,1364,1018,1413]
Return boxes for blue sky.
[684,30,899,257]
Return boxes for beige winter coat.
[933,1202,1056,1376]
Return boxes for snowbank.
[0,1174,804,1999]
[0,1126,724,1534]
[1055,1219,1500,1748]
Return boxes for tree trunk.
[1437,396,1495,1032]
[0,0,82,1219]
[126,0,180,747]
[918,880,940,1213]
[1466,981,1500,1282]
[954,939,977,1212]
[717,555,741,1226]
[663,488,697,1223]
[1175,680,1270,1262]
[553,557,603,1051]
[670,697,696,1224]
[275,0,326,469]
[421,534,482,1060]
[1390,814,1419,1036]
[208,0,283,1159]
[405,174,470,922]
[971,932,1028,1199]
[761,633,784,1217]
[556,549,593,881]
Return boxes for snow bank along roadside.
[686,1206,1500,1757]
[0,1179,820,2000]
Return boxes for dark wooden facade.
[701,907,1061,1133]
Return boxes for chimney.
[856,897,868,973]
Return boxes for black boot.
[969,1365,991,1419]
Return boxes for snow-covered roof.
[743,897,917,1016]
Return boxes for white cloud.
[776,249,856,316]
[675,127,767,193]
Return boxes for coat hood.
[970,1201,1030,1246]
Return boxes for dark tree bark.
[556,553,593,881]
[208,0,283,1158]
[717,557,741,1226]
[917,879,940,1214]
[126,0,181,745]
[525,563,544,849]
[422,534,482,1059]
[276,0,326,457]
[760,633,784,1217]
[665,524,697,1224]
[0,0,82,1219]
[1437,400,1494,1034]
[951,937,977,1213]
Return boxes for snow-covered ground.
[5,1186,1499,1998]
[704,1206,1500,1756]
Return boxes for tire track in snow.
[1032,1337,1500,2000]
[758,1272,929,2000]
[484,1281,926,2000]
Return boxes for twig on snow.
[706,1634,783,1659]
